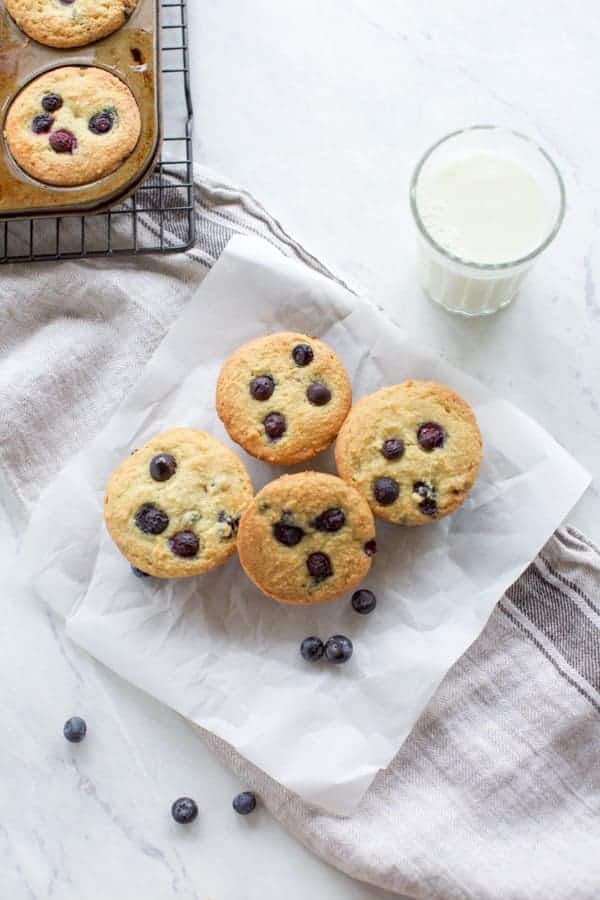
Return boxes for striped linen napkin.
[1,167,598,899]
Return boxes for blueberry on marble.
[351,589,376,614]
[169,531,199,558]
[250,374,275,401]
[364,539,377,557]
[263,412,286,440]
[171,797,198,824]
[373,477,399,506]
[31,114,53,134]
[63,716,87,743]
[300,636,325,661]
[232,791,256,815]
[135,503,169,534]
[292,343,313,366]
[324,635,353,664]
[306,552,332,581]
[417,422,445,452]
[131,565,150,578]
[306,383,331,406]
[49,129,77,153]
[381,438,405,460]
[41,93,63,112]
[149,453,177,482]
[313,507,345,532]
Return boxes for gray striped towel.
[204,525,600,899]
[1,167,598,899]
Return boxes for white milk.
[414,150,555,315]
[419,153,549,265]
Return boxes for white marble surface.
[190,0,600,543]
[2,1,599,898]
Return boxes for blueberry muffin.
[237,472,377,605]
[216,333,352,465]
[4,67,141,187]
[4,0,137,48]
[335,381,482,526]
[104,428,254,578]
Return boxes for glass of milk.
[410,126,565,316]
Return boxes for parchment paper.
[21,235,590,814]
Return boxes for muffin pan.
[0,0,160,219]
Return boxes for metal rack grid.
[0,0,195,264]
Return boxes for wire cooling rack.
[0,0,195,264]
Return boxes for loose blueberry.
[63,716,87,743]
[324,635,353,664]
[250,374,275,401]
[49,129,77,153]
[307,552,332,581]
[135,503,169,534]
[364,539,377,557]
[232,791,257,815]
[351,589,377,614]
[313,507,345,532]
[89,110,114,134]
[306,383,331,406]
[273,521,304,546]
[171,797,198,824]
[131,565,150,578]
[169,531,199,558]
[41,93,63,112]
[417,422,445,452]
[149,453,177,482]
[264,412,286,440]
[292,343,314,366]
[381,438,405,460]
[373,477,400,506]
[300,636,325,661]
[31,114,53,134]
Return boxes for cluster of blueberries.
[31,92,115,155]
[270,501,375,591]
[129,450,242,570]
[63,717,257,824]
[373,421,445,516]
[300,588,377,664]
[272,504,353,584]
[133,452,202,559]
[250,342,330,441]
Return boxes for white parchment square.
[22,236,590,814]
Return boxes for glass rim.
[409,125,566,271]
